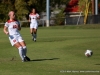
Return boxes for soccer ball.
[85,50,93,57]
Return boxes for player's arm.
[37,16,40,19]
[18,24,21,31]
[29,17,31,22]
[28,14,31,22]
[3,26,9,35]
[17,21,21,31]
[36,14,40,19]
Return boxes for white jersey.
[5,20,20,35]
[5,20,24,46]
[29,13,39,24]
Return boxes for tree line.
[0,0,99,22]
[0,0,69,22]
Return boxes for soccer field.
[0,26,100,75]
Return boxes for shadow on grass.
[95,64,100,65]
[30,58,60,62]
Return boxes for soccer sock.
[31,32,33,36]
[33,33,37,40]
[22,46,27,57]
[18,46,24,60]
[31,32,34,40]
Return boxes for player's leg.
[9,37,25,62]
[33,28,37,42]
[18,35,30,61]
[19,41,30,61]
[30,23,34,40]
[14,42,25,62]
[30,28,33,36]
[33,23,38,42]
[19,41,26,57]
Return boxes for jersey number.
[13,25,17,28]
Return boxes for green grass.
[0,25,100,75]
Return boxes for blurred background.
[0,0,100,26]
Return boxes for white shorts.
[30,23,38,29]
[9,34,24,46]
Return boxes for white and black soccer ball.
[85,50,93,57]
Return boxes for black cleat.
[24,56,30,61]
[22,58,27,62]
[32,38,36,42]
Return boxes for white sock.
[18,46,24,60]
[23,46,27,57]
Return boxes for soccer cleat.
[33,38,36,42]
[22,58,27,62]
[24,56,30,61]
[34,39,36,42]
[32,36,36,42]
[32,36,34,40]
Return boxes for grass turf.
[0,25,100,75]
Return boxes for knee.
[18,46,23,50]
[34,30,37,34]
[23,46,27,49]
[31,32,33,34]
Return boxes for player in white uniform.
[3,11,30,62]
[29,8,40,42]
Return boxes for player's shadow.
[95,64,100,65]
[30,58,60,62]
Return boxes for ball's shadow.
[30,58,60,62]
